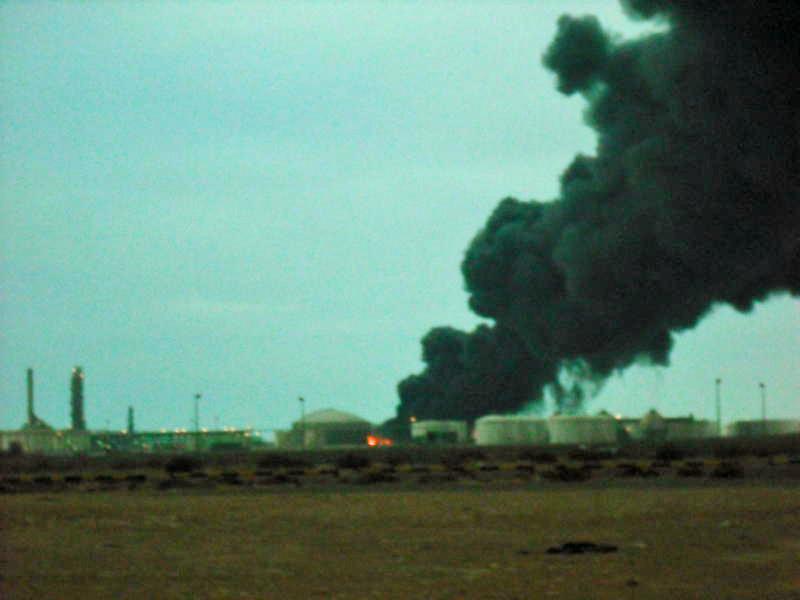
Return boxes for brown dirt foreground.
[2,484,799,600]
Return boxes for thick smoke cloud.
[395,325,558,424]
[396,0,799,423]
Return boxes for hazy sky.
[1,1,797,436]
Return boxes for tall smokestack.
[70,366,86,431]
[127,406,135,435]
[26,368,35,425]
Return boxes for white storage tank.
[548,414,619,445]
[411,420,468,444]
[474,415,549,446]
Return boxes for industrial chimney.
[26,368,35,426]
[23,368,51,431]
[70,366,86,431]
[127,406,135,435]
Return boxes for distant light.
[409,416,417,423]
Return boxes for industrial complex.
[1,367,798,455]
[0,368,261,454]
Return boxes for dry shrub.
[257,453,311,469]
[518,450,558,464]
[165,455,201,475]
[655,444,685,462]
[711,461,744,478]
[335,453,371,470]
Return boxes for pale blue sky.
[1,2,797,435]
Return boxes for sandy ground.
[2,480,799,599]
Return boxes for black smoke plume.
[394,325,558,425]
[396,0,800,424]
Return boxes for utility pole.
[759,382,766,436]
[715,378,722,437]
[299,396,306,450]
[26,368,34,426]
[70,366,87,431]
[194,393,201,451]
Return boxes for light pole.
[299,396,306,450]
[194,393,201,450]
[715,378,722,437]
[759,382,766,435]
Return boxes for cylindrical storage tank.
[726,420,800,437]
[473,415,509,446]
[411,420,468,444]
[474,415,549,446]
[512,417,550,445]
[548,414,619,445]
[665,419,715,440]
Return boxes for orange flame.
[366,435,393,447]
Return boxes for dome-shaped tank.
[640,409,667,441]
[641,409,665,431]
[288,408,372,449]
